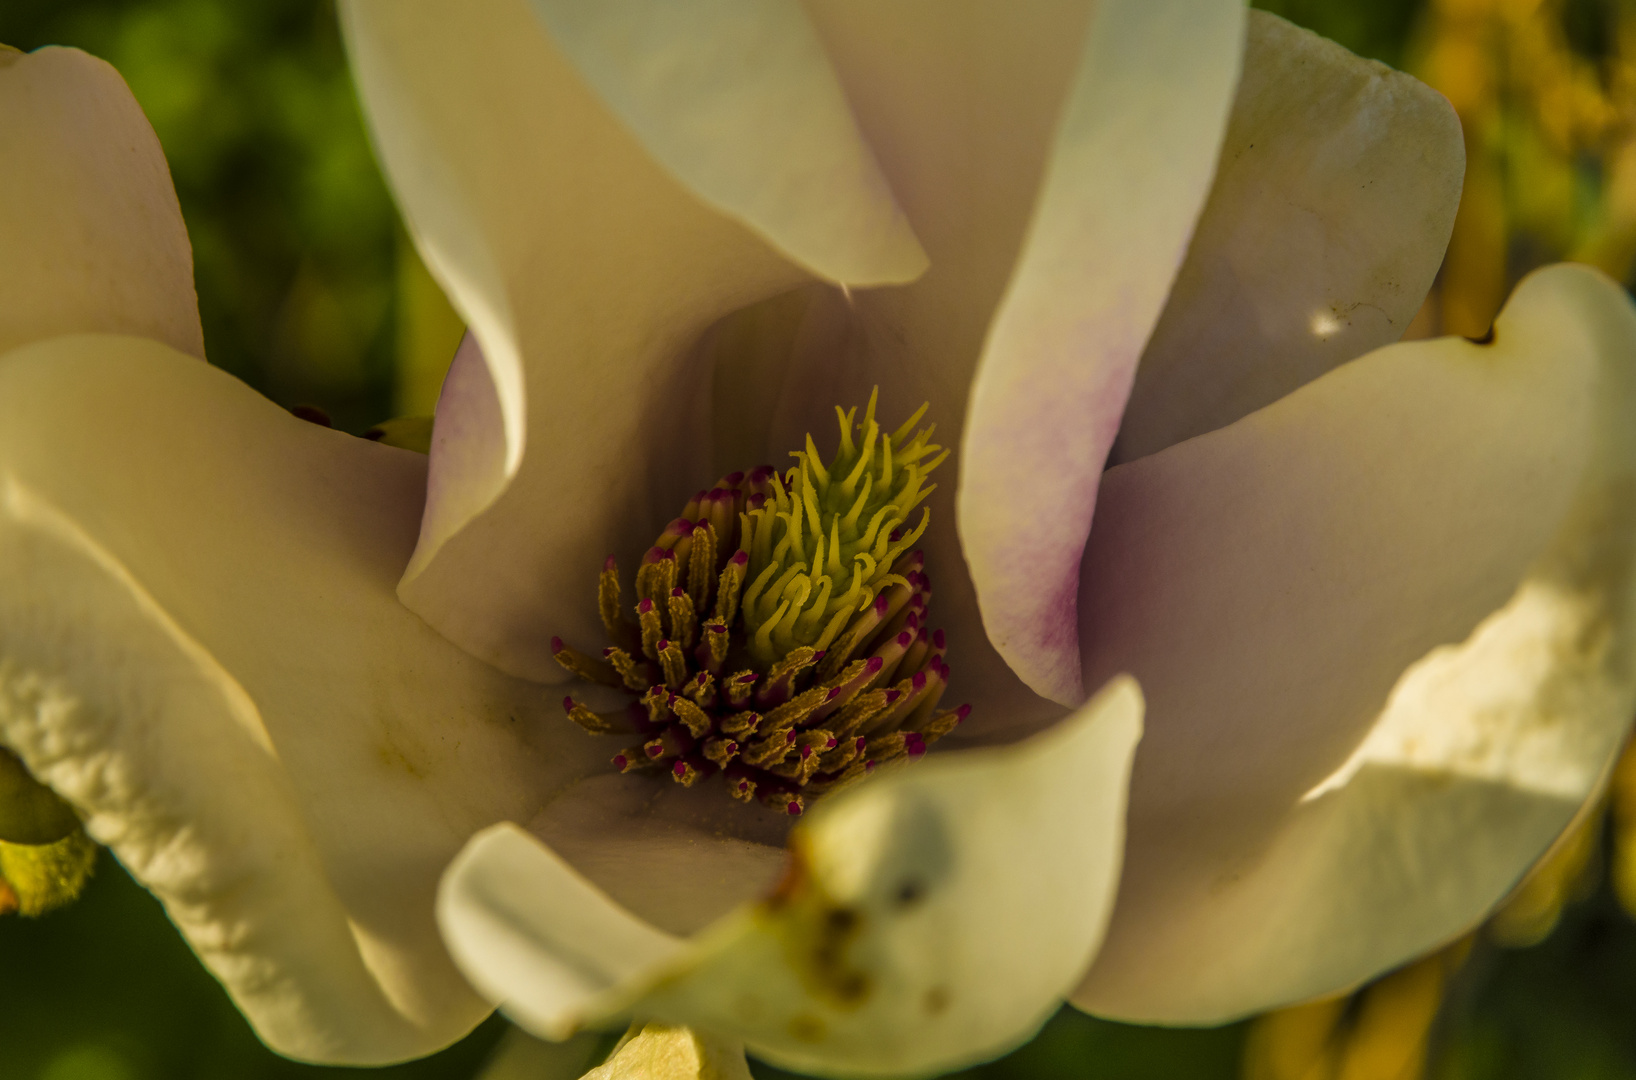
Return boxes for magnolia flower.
[4,1,1636,1077]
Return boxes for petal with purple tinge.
[1112,11,1464,464]
[528,0,926,287]
[1072,265,1636,1022]
[0,334,605,1063]
[958,0,1245,708]
[439,677,1142,1078]
[0,46,201,359]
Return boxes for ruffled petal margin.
[0,335,604,1063]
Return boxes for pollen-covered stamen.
[551,390,968,814]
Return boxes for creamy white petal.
[343,0,861,680]
[527,0,926,286]
[1072,265,1636,1022]
[958,0,1246,707]
[0,46,201,359]
[440,678,1143,1078]
[0,335,604,1063]
[1111,11,1465,464]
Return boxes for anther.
[725,671,758,710]
[551,391,963,813]
[658,639,688,689]
[667,588,698,652]
[562,696,633,735]
[552,637,621,687]
[637,599,664,660]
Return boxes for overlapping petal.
[1072,265,1636,1022]
[341,0,925,680]
[957,0,1245,707]
[439,678,1143,1078]
[526,0,927,287]
[0,45,202,360]
[0,335,606,1063]
[1111,10,1465,464]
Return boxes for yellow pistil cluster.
[551,392,967,815]
[739,394,945,670]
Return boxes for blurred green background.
[6,0,1636,1077]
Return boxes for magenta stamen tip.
[673,760,687,777]
[896,630,913,647]
[603,554,618,571]
[855,736,867,749]
[905,733,927,758]
[646,745,663,758]
[955,704,972,722]
[671,587,686,598]
[912,671,927,691]
[638,598,654,613]
[885,690,901,704]
[737,672,757,684]
[731,549,749,566]
[874,595,891,615]
[613,754,628,769]
[825,687,842,701]
[710,624,727,635]
[724,471,745,485]
[658,638,670,651]
[800,745,813,760]
[561,696,575,712]
[813,650,826,661]
[785,730,798,743]
[787,801,803,816]
[932,628,946,648]
[866,656,884,673]
[825,737,838,749]
[550,636,566,653]
[747,494,767,509]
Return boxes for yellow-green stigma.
[552,391,969,816]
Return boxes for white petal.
[957,0,1246,707]
[1071,265,1636,1022]
[0,46,201,359]
[440,677,1143,1078]
[341,0,873,680]
[1112,11,1465,464]
[0,334,605,1063]
[527,0,926,286]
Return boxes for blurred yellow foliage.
[1411,0,1636,335]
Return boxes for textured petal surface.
[0,335,604,1063]
[957,0,1245,707]
[1072,265,1636,1022]
[440,678,1143,1078]
[344,0,843,680]
[0,46,201,359]
[527,0,925,286]
[1111,11,1464,464]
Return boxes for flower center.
[552,391,969,815]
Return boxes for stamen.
[552,638,621,687]
[550,391,962,813]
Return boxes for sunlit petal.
[1113,10,1464,464]
[440,677,1143,1077]
[0,334,604,1063]
[0,46,201,359]
[1072,265,1636,1022]
[528,0,926,286]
